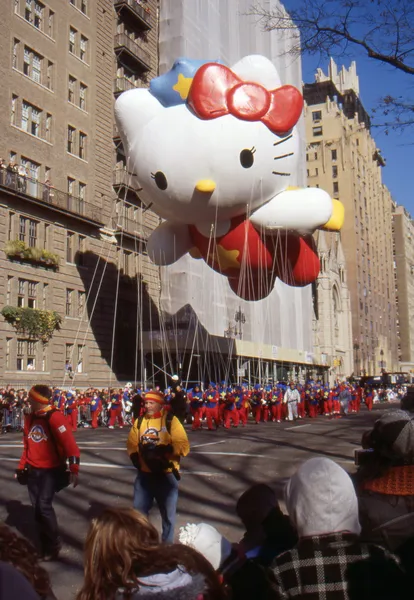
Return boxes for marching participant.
[235,386,247,427]
[65,391,78,431]
[204,384,219,430]
[284,382,300,421]
[108,389,124,429]
[189,385,204,431]
[223,390,239,429]
[251,384,263,424]
[90,391,102,429]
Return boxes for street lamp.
[353,342,359,375]
[380,348,384,373]
[235,306,246,339]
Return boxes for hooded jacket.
[285,457,361,537]
[114,569,205,600]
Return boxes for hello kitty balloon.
[115,55,344,301]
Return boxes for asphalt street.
[0,405,392,599]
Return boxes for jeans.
[287,401,298,421]
[27,467,60,553]
[133,471,179,543]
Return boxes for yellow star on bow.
[173,73,193,100]
[208,245,240,271]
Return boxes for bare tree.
[249,0,414,130]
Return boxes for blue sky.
[274,0,414,215]
[301,52,413,215]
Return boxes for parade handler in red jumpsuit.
[16,385,80,561]
[127,390,189,543]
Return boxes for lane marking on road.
[193,451,279,460]
[0,457,222,476]
[191,440,227,449]
[285,424,312,430]
[0,444,22,448]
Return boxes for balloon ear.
[231,54,282,89]
[114,89,163,149]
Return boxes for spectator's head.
[179,523,232,570]
[28,385,52,412]
[285,457,361,538]
[236,484,279,531]
[0,524,54,598]
[362,410,414,466]
[77,507,224,600]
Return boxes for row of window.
[8,212,86,267]
[68,126,87,160]
[66,288,86,318]
[306,148,337,162]
[7,277,48,310]
[15,0,55,38]
[307,165,338,179]
[5,338,86,372]
[15,1,88,40]
[69,27,89,63]
[11,95,52,142]
[69,0,88,15]
[13,40,54,90]
[10,96,88,158]
[68,76,88,111]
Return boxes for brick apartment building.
[304,59,399,376]
[0,0,160,387]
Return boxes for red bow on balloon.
[187,63,303,135]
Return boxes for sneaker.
[41,541,62,562]
[108,425,114,429]
[119,426,123,429]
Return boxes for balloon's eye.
[151,171,168,190]
[240,148,256,169]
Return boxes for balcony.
[111,215,152,240]
[0,171,103,226]
[113,167,139,192]
[113,76,147,97]
[114,33,151,72]
[114,0,151,30]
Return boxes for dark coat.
[358,488,414,551]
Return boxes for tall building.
[393,204,414,374]
[312,231,353,382]
[0,0,159,387]
[304,58,399,376]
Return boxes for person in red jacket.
[16,384,80,561]
[90,392,102,429]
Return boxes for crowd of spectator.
[0,158,54,201]
[2,406,414,598]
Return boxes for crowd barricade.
[1,407,24,431]
[78,404,92,427]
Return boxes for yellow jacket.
[126,411,190,473]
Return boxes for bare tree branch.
[249,1,414,75]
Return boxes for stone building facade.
[304,59,399,376]
[312,231,353,383]
[0,0,160,387]
[393,204,414,374]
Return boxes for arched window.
[332,286,341,344]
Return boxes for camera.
[354,448,375,466]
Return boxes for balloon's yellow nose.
[195,179,216,193]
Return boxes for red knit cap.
[29,387,50,405]
[144,391,165,405]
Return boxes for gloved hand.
[130,452,140,469]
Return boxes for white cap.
[179,523,232,570]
